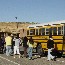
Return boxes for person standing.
[47,37,55,61]
[1,36,5,54]
[11,35,16,54]
[5,33,12,56]
[27,37,34,60]
[23,36,28,57]
[0,36,2,53]
[13,35,21,58]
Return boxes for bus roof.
[27,20,65,28]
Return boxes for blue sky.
[0,0,65,23]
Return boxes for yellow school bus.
[27,21,65,56]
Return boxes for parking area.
[0,46,65,65]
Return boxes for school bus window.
[64,26,65,35]
[53,27,57,35]
[36,29,38,35]
[41,28,45,35]
[62,26,63,30]
[49,28,52,35]
[27,30,29,35]
[30,29,35,35]
[61,26,63,34]
[61,26,63,35]
[58,27,61,35]
[39,29,41,35]
[46,28,49,35]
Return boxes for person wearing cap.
[47,37,55,61]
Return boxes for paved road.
[0,53,65,65]
[0,47,65,65]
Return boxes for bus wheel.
[37,43,44,56]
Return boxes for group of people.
[0,33,56,61]
[0,33,34,60]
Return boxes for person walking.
[27,37,34,60]
[5,33,12,56]
[47,37,55,61]
[23,36,28,57]
[13,35,21,58]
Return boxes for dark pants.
[0,45,4,53]
[24,47,27,57]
